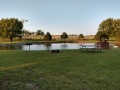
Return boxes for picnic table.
[80,45,101,52]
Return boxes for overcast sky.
[0,0,120,35]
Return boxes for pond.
[0,42,119,50]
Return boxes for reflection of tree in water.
[44,43,51,51]
[0,44,22,50]
[61,44,68,49]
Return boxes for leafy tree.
[44,32,52,41]
[61,32,68,44]
[95,31,102,40]
[36,30,44,36]
[44,32,52,51]
[98,18,114,35]
[95,18,120,41]
[61,32,68,39]
[95,18,114,40]
[78,34,84,39]
[112,26,120,41]
[95,30,109,41]
[0,18,23,42]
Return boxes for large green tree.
[95,18,120,41]
[98,18,114,35]
[112,26,120,41]
[0,18,23,42]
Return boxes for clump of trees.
[78,34,84,40]
[0,18,23,42]
[36,30,44,36]
[44,32,52,41]
[44,32,52,50]
[95,18,120,41]
[61,32,68,44]
[61,32,68,39]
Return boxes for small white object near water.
[113,45,118,48]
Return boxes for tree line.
[0,18,85,42]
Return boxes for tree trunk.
[10,36,13,42]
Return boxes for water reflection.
[61,44,68,49]
[0,43,119,50]
[13,43,81,50]
[0,44,22,50]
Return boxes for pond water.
[23,43,84,50]
[0,43,119,50]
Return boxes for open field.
[0,49,120,90]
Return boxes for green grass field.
[0,49,120,90]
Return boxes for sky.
[0,0,120,35]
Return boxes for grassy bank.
[0,49,120,90]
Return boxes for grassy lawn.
[0,49,120,90]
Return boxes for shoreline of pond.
[0,40,120,45]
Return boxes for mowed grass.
[0,49,120,90]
